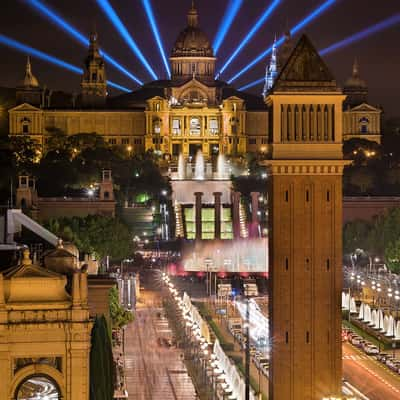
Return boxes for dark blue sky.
[0,0,398,116]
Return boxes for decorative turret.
[187,0,198,27]
[263,36,279,97]
[170,1,216,83]
[81,30,107,107]
[344,58,368,107]
[16,56,42,106]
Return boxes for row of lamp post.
[161,273,237,400]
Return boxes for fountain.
[194,150,205,180]
[178,153,186,180]
[217,153,226,179]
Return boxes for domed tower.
[81,31,107,107]
[170,1,216,83]
[16,56,42,106]
[343,59,368,107]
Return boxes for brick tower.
[264,35,347,400]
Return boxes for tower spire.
[263,35,278,96]
[187,0,198,27]
[352,58,359,78]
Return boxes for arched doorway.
[15,375,60,400]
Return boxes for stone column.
[213,192,222,239]
[250,192,260,238]
[72,272,81,308]
[232,191,241,239]
[194,192,203,240]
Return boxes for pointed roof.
[345,58,367,89]
[20,56,39,88]
[272,34,338,92]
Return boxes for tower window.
[22,124,29,133]
[285,331,289,344]
[326,259,330,271]
[327,190,330,202]
[285,257,289,271]
[285,190,289,202]
[306,190,309,202]
[306,331,310,343]
[92,72,97,81]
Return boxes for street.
[343,342,400,400]
[124,291,198,400]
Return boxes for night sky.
[0,0,399,116]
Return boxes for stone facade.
[8,6,381,160]
[264,35,346,400]
[0,248,92,400]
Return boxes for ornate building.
[342,59,382,143]
[8,3,381,159]
[8,4,267,158]
[0,247,92,400]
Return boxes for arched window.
[153,118,161,134]
[16,375,61,399]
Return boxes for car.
[255,357,269,369]
[363,343,379,355]
[376,353,390,362]
[350,336,362,346]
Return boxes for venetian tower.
[81,30,107,107]
[264,35,346,400]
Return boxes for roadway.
[343,342,400,400]
[124,290,198,400]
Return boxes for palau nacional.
[0,2,386,400]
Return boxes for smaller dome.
[43,239,79,275]
[20,56,39,88]
[171,2,213,58]
[345,59,367,89]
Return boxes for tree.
[385,238,400,274]
[90,315,115,400]
[45,215,132,261]
[109,287,133,329]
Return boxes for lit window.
[190,117,201,136]
[209,118,219,135]
[172,118,181,135]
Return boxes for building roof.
[272,34,338,92]
[171,2,213,58]
[19,57,39,89]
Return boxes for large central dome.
[171,2,214,58]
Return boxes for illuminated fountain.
[194,150,205,180]
[178,153,186,180]
[216,153,227,179]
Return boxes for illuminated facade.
[0,248,92,400]
[8,4,267,158]
[8,4,381,158]
[264,35,346,400]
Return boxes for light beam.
[25,0,142,85]
[0,34,130,92]
[213,0,243,55]
[320,13,400,56]
[218,0,282,76]
[96,0,158,80]
[238,13,400,92]
[141,0,170,78]
[228,0,337,84]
